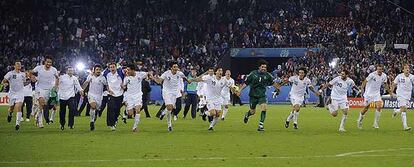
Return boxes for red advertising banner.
[347,97,377,108]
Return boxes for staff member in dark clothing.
[183,69,198,119]
[104,62,125,130]
[56,66,84,130]
[21,75,35,121]
[98,92,108,117]
[141,76,152,118]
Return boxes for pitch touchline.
[1,148,414,164]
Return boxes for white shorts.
[207,100,222,111]
[290,95,304,106]
[330,99,349,111]
[88,95,103,109]
[397,97,410,108]
[363,95,382,106]
[36,88,51,101]
[8,92,24,106]
[125,93,143,110]
[163,91,177,106]
[221,95,231,105]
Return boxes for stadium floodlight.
[329,61,336,68]
[329,58,339,68]
[76,62,85,71]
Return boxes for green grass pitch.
[0,105,413,167]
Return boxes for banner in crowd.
[394,44,409,50]
[374,44,386,53]
[230,48,320,58]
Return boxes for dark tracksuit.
[183,75,198,118]
[140,79,151,117]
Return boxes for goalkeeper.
[239,59,281,131]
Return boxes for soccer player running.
[280,67,320,129]
[390,64,413,131]
[31,56,59,128]
[56,66,84,130]
[321,70,359,132]
[192,67,235,131]
[2,61,30,130]
[221,70,235,121]
[122,64,152,132]
[82,64,108,131]
[153,61,188,132]
[357,64,392,129]
[239,59,281,131]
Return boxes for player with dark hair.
[239,59,280,131]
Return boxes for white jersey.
[58,74,82,100]
[176,78,184,98]
[123,72,147,96]
[289,76,311,97]
[329,76,355,101]
[160,70,185,94]
[106,72,124,97]
[23,84,33,97]
[203,75,228,101]
[394,73,414,99]
[364,71,387,97]
[221,77,235,96]
[86,74,107,97]
[4,70,26,95]
[33,65,58,90]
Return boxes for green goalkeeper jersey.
[245,70,274,98]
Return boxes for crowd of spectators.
[1,0,413,86]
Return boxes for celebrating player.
[239,59,280,131]
[390,64,413,131]
[221,70,235,120]
[32,56,59,128]
[82,64,108,131]
[279,67,320,129]
[153,61,188,132]
[2,61,30,130]
[357,64,392,129]
[321,70,359,132]
[122,64,151,132]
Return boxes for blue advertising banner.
[230,48,320,58]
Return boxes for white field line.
[1,148,414,164]
[335,148,414,157]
